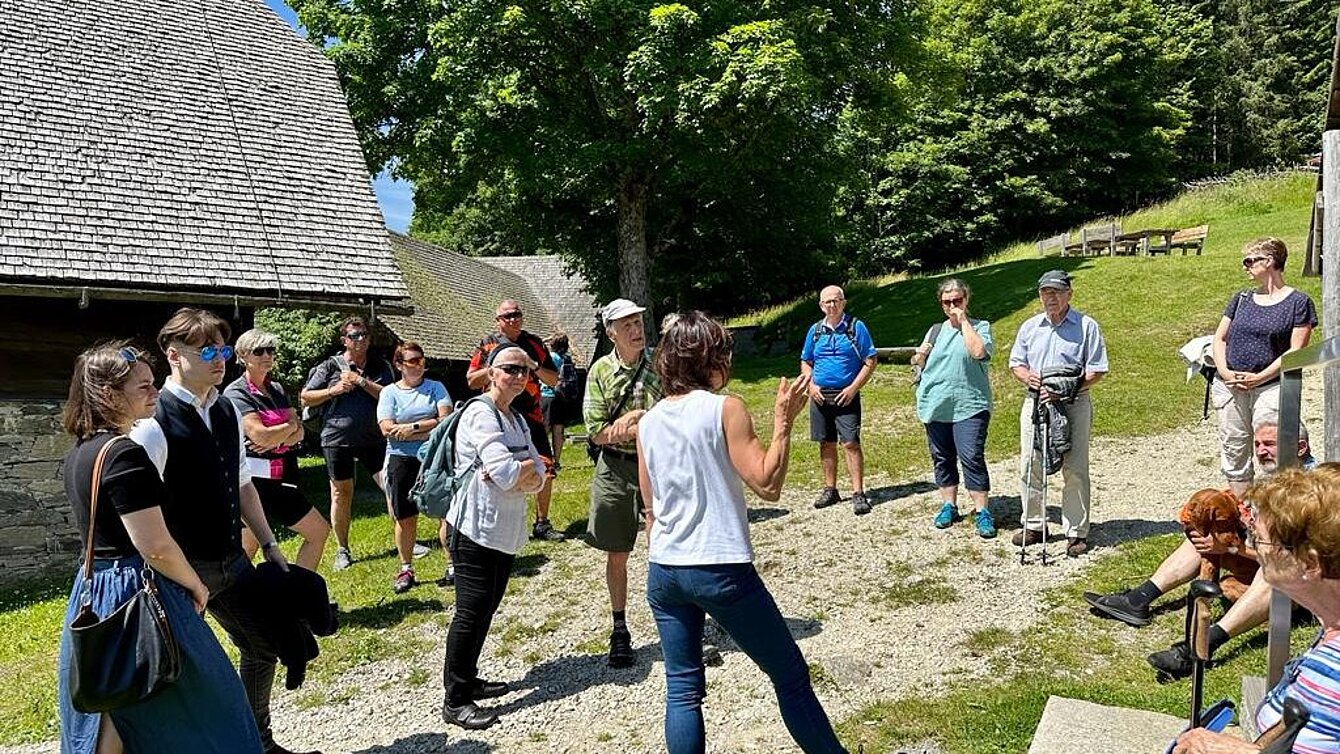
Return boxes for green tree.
[254,308,343,389]
[292,0,927,313]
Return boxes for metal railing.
[1267,334,1340,683]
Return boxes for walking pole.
[1020,389,1038,565]
[1037,394,1051,566]
[1256,697,1311,754]
[1186,579,1223,726]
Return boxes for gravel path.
[8,377,1323,754]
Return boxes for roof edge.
[0,281,414,315]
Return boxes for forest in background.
[293,0,1332,313]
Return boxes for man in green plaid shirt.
[583,298,662,667]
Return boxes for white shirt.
[130,378,252,488]
[638,390,753,565]
[452,398,544,555]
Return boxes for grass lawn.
[0,172,1324,747]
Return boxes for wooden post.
[1304,171,1322,277]
[1325,129,1340,463]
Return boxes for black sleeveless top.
[65,433,166,560]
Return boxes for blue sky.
[264,0,414,232]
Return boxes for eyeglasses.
[1242,256,1270,269]
[178,344,233,362]
[495,363,531,376]
[344,331,369,341]
[399,356,425,367]
[1244,503,1290,551]
[250,346,276,357]
[941,297,965,307]
[497,311,523,321]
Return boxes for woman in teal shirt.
[911,279,995,537]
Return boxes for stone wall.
[0,398,76,586]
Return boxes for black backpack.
[556,352,580,400]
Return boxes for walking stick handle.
[1255,697,1310,754]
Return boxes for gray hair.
[1253,418,1309,443]
[235,328,277,362]
[936,278,971,299]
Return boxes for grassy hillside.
[727,172,1321,489]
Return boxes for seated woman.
[1173,466,1340,753]
[58,342,261,753]
[637,311,848,754]
[440,346,546,731]
[223,329,330,571]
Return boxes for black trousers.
[443,533,514,707]
[194,553,280,748]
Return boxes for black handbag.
[67,436,182,713]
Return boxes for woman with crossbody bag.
[57,342,260,753]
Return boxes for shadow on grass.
[341,596,446,630]
[748,506,789,523]
[865,481,936,506]
[511,553,550,578]
[352,733,492,753]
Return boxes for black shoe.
[851,491,872,516]
[702,642,724,667]
[1082,589,1152,627]
[608,628,635,668]
[1066,538,1089,558]
[532,518,566,542]
[1147,641,1195,681]
[442,702,499,730]
[265,744,323,754]
[471,679,510,700]
[813,487,840,509]
[1011,528,1044,546]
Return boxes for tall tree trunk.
[616,171,653,326]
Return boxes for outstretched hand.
[774,374,811,428]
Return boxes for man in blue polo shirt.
[801,285,879,515]
[1009,269,1109,557]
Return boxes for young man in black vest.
[130,308,318,754]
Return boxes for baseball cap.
[601,298,646,326]
[1037,270,1072,290]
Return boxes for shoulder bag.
[586,356,648,463]
[67,436,182,713]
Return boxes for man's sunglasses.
[495,363,531,376]
[250,346,276,357]
[344,331,369,341]
[399,356,425,367]
[497,311,523,321]
[178,344,233,362]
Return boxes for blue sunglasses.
[179,344,234,362]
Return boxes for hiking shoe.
[412,543,430,559]
[1147,641,1194,681]
[1082,589,1152,627]
[703,642,724,667]
[608,628,635,668]
[437,566,455,587]
[393,568,415,594]
[933,502,959,529]
[1011,529,1044,547]
[332,547,353,571]
[471,679,510,701]
[442,702,498,730]
[852,491,872,516]
[1066,537,1089,558]
[532,519,566,542]
[974,509,997,539]
[813,487,840,509]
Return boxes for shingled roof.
[0,0,408,307]
[381,233,599,366]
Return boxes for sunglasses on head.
[495,363,531,376]
[1242,255,1270,268]
[497,311,523,321]
[118,347,143,363]
[399,355,425,367]
[941,297,965,306]
[179,344,233,362]
[250,346,276,356]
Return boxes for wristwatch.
[411,422,421,431]
[261,541,279,553]
[357,376,367,387]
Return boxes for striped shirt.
[583,349,661,455]
[1256,630,1340,753]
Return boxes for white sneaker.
[412,543,430,559]
[333,547,353,571]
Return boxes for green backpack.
[412,396,516,519]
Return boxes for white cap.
[601,298,646,326]
[1178,335,1215,383]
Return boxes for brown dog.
[1177,488,1258,601]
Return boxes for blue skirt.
[58,556,263,754]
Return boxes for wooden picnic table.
[1114,228,1179,255]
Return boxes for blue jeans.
[924,410,990,492]
[646,562,847,754]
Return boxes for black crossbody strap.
[609,355,648,420]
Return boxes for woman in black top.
[57,342,262,754]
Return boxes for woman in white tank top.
[636,311,849,754]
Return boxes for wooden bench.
[1163,224,1209,255]
[1037,233,1068,256]
[1064,223,1120,256]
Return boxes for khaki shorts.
[583,452,643,553]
